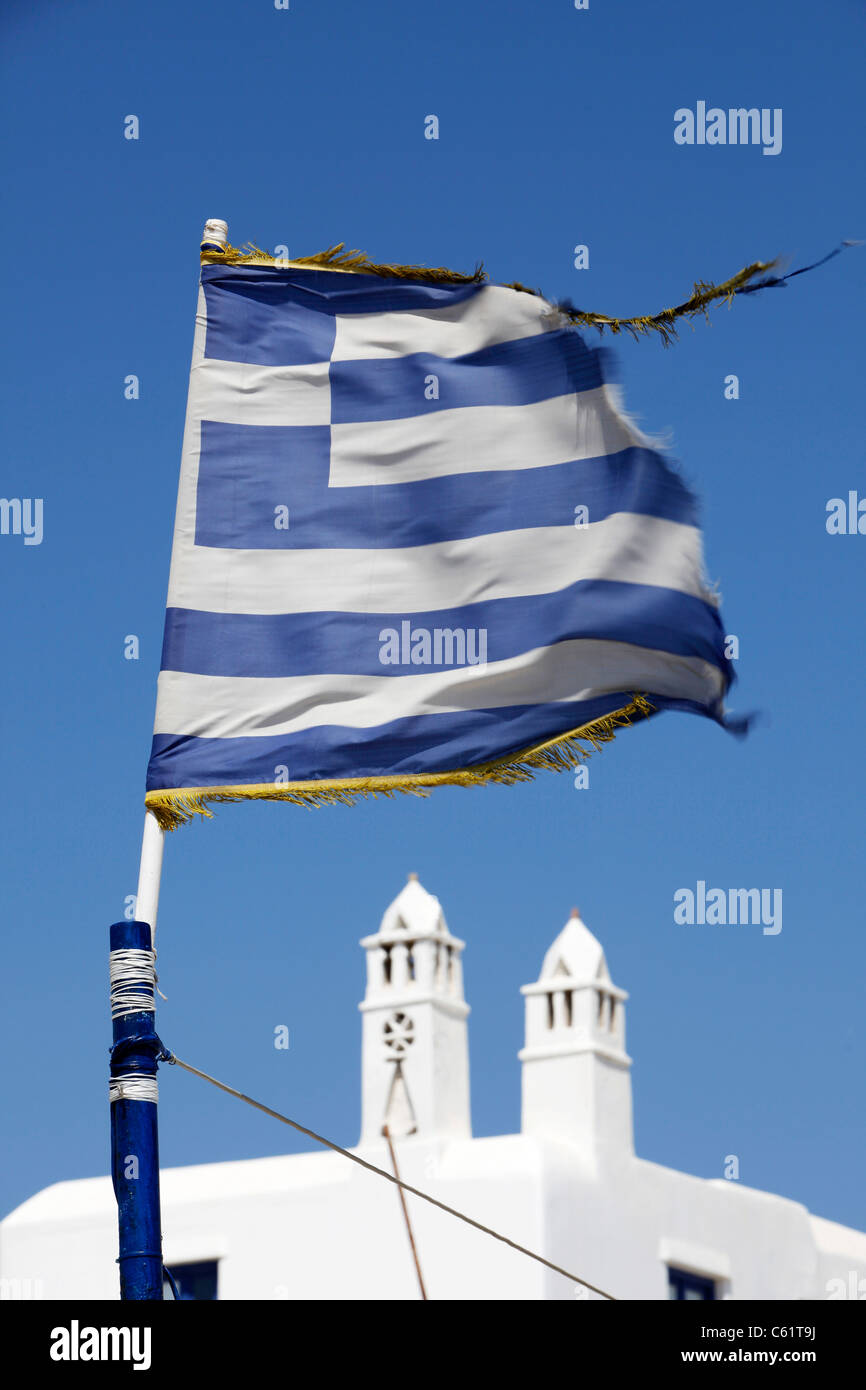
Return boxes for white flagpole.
[136,810,166,946]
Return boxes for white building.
[3,875,865,1301]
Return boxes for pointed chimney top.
[536,910,609,983]
[367,874,461,945]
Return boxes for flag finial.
[201,219,228,254]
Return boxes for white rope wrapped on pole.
[110,947,157,1020]
[110,1074,159,1104]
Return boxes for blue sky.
[1,0,864,1241]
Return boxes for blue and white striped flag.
[145,258,737,828]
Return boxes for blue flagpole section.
[109,919,164,1300]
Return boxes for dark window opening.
[164,1260,218,1301]
[668,1267,715,1300]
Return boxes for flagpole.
[136,810,165,947]
[109,813,167,1300]
[108,220,222,1302]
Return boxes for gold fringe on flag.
[203,237,857,340]
[201,239,783,341]
[506,261,778,346]
[145,695,654,831]
[201,241,485,285]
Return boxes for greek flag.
[145,261,736,827]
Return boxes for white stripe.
[191,358,330,426]
[167,514,710,616]
[331,284,559,362]
[185,367,631,483]
[329,387,637,487]
[154,640,724,739]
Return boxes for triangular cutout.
[383,1061,417,1138]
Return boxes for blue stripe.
[161,580,728,677]
[330,331,604,423]
[201,266,486,367]
[194,429,698,550]
[145,692,721,793]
